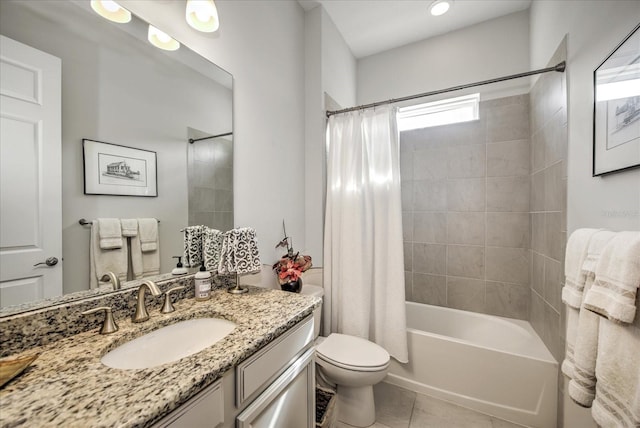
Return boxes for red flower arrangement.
[272,221,312,285]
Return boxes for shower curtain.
[323,106,408,363]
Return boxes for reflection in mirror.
[0,0,233,315]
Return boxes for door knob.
[33,257,58,267]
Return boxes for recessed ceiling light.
[90,0,131,23]
[430,0,452,17]
[148,25,180,51]
[185,0,220,33]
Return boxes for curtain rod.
[188,131,233,144]
[326,61,566,118]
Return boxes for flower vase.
[281,277,303,293]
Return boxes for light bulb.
[148,25,180,51]
[430,0,451,16]
[186,0,220,33]
[90,0,131,23]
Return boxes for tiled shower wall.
[401,94,531,320]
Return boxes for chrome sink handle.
[82,306,119,334]
[133,280,161,323]
[161,285,186,314]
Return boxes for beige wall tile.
[413,179,447,211]
[486,176,529,212]
[447,245,484,279]
[486,247,529,285]
[544,257,562,311]
[446,178,485,211]
[486,101,530,143]
[544,162,563,212]
[447,277,486,313]
[531,252,545,295]
[530,289,545,339]
[414,148,448,180]
[404,242,413,271]
[486,281,529,320]
[486,212,530,248]
[402,212,413,241]
[447,212,485,245]
[401,180,413,211]
[414,212,447,243]
[531,170,545,212]
[487,139,530,177]
[412,273,446,306]
[545,212,563,261]
[447,144,486,178]
[405,271,413,301]
[413,243,446,275]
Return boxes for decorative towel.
[561,228,601,379]
[90,222,128,289]
[203,227,224,272]
[218,227,261,275]
[590,308,640,428]
[97,218,123,249]
[569,230,617,407]
[583,231,640,324]
[183,226,204,268]
[120,219,138,237]
[138,218,158,253]
[131,231,160,279]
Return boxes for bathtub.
[386,302,558,428]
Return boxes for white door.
[0,35,62,308]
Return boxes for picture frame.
[593,23,640,176]
[83,139,157,197]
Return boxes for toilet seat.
[316,333,390,372]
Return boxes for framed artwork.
[83,139,157,196]
[593,23,640,176]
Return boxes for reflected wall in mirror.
[0,0,233,313]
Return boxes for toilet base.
[336,384,376,427]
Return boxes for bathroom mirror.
[0,0,233,315]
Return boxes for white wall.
[304,5,357,266]
[357,10,530,105]
[530,0,640,235]
[121,0,306,267]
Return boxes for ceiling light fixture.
[90,0,131,23]
[148,25,180,51]
[185,0,220,33]
[430,0,452,17]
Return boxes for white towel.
[568,230,617,407]
[583,231,640,324]
[203,227,224,272]
[97,218,123,249]
[120,219,138,237]
[90,222,128,289]
[561,228,601,379]
[131,229,160,279]
[138,218,158,252]
[183,225,204,268]
[591,306,640,427]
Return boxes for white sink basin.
[101,318,236,370]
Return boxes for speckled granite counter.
[0,286,320,428]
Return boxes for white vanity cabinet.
[154,315,315,428]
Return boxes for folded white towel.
[590,313,640,427]
[97,218,123,249]
[583,231,640,324]
[90,222,128,289]
[138,218,158,253]
[568,230,617,407]
[131,232,160,279]
[120,219,138,237]
[183,225,204,268]
[203,227,224,272]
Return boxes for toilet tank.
[300,284,323,339]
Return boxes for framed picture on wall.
[593,23,640,176]
[83,139,158,196]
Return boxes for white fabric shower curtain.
[323,106,408,363]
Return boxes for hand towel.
[569,230,617,407]
[90,222,128,289]
[217,229,235,274]
[203,227,224,272]
[583,231,640,324]
[561,228,601,379]
[138,218,159,253]
[590,311,640,427]
[120,219,138,237]
[97,218,123,249]
[183,226,204,268]
[131,232,160,279]
[235,227,261,275]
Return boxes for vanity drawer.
[153,379,223,428]
[236,315,314,406]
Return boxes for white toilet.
[302,285,390,428]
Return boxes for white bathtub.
[386,302,558,428]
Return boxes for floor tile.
[490,417,527,427]
[408,393,493,428]
[373,382,416,428]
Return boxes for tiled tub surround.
[401,94,531,320]
[0,286,320,427]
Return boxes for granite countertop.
[0,286,320,428]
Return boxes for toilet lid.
[316,333,390,369]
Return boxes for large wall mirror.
[0,0,233,315]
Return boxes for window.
[397,93,480,132]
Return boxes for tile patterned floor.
[335,382,525,428]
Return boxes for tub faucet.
[133,280,161,323]
[100,272,121,290]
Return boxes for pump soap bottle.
[171,256,188,275]
[194,262,211,301]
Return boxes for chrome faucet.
[132,280,161,323]
[100,272,121,290]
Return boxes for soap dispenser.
[171,256,188,275]
[194,262,211,301]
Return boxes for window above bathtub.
[397,93,480,132]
